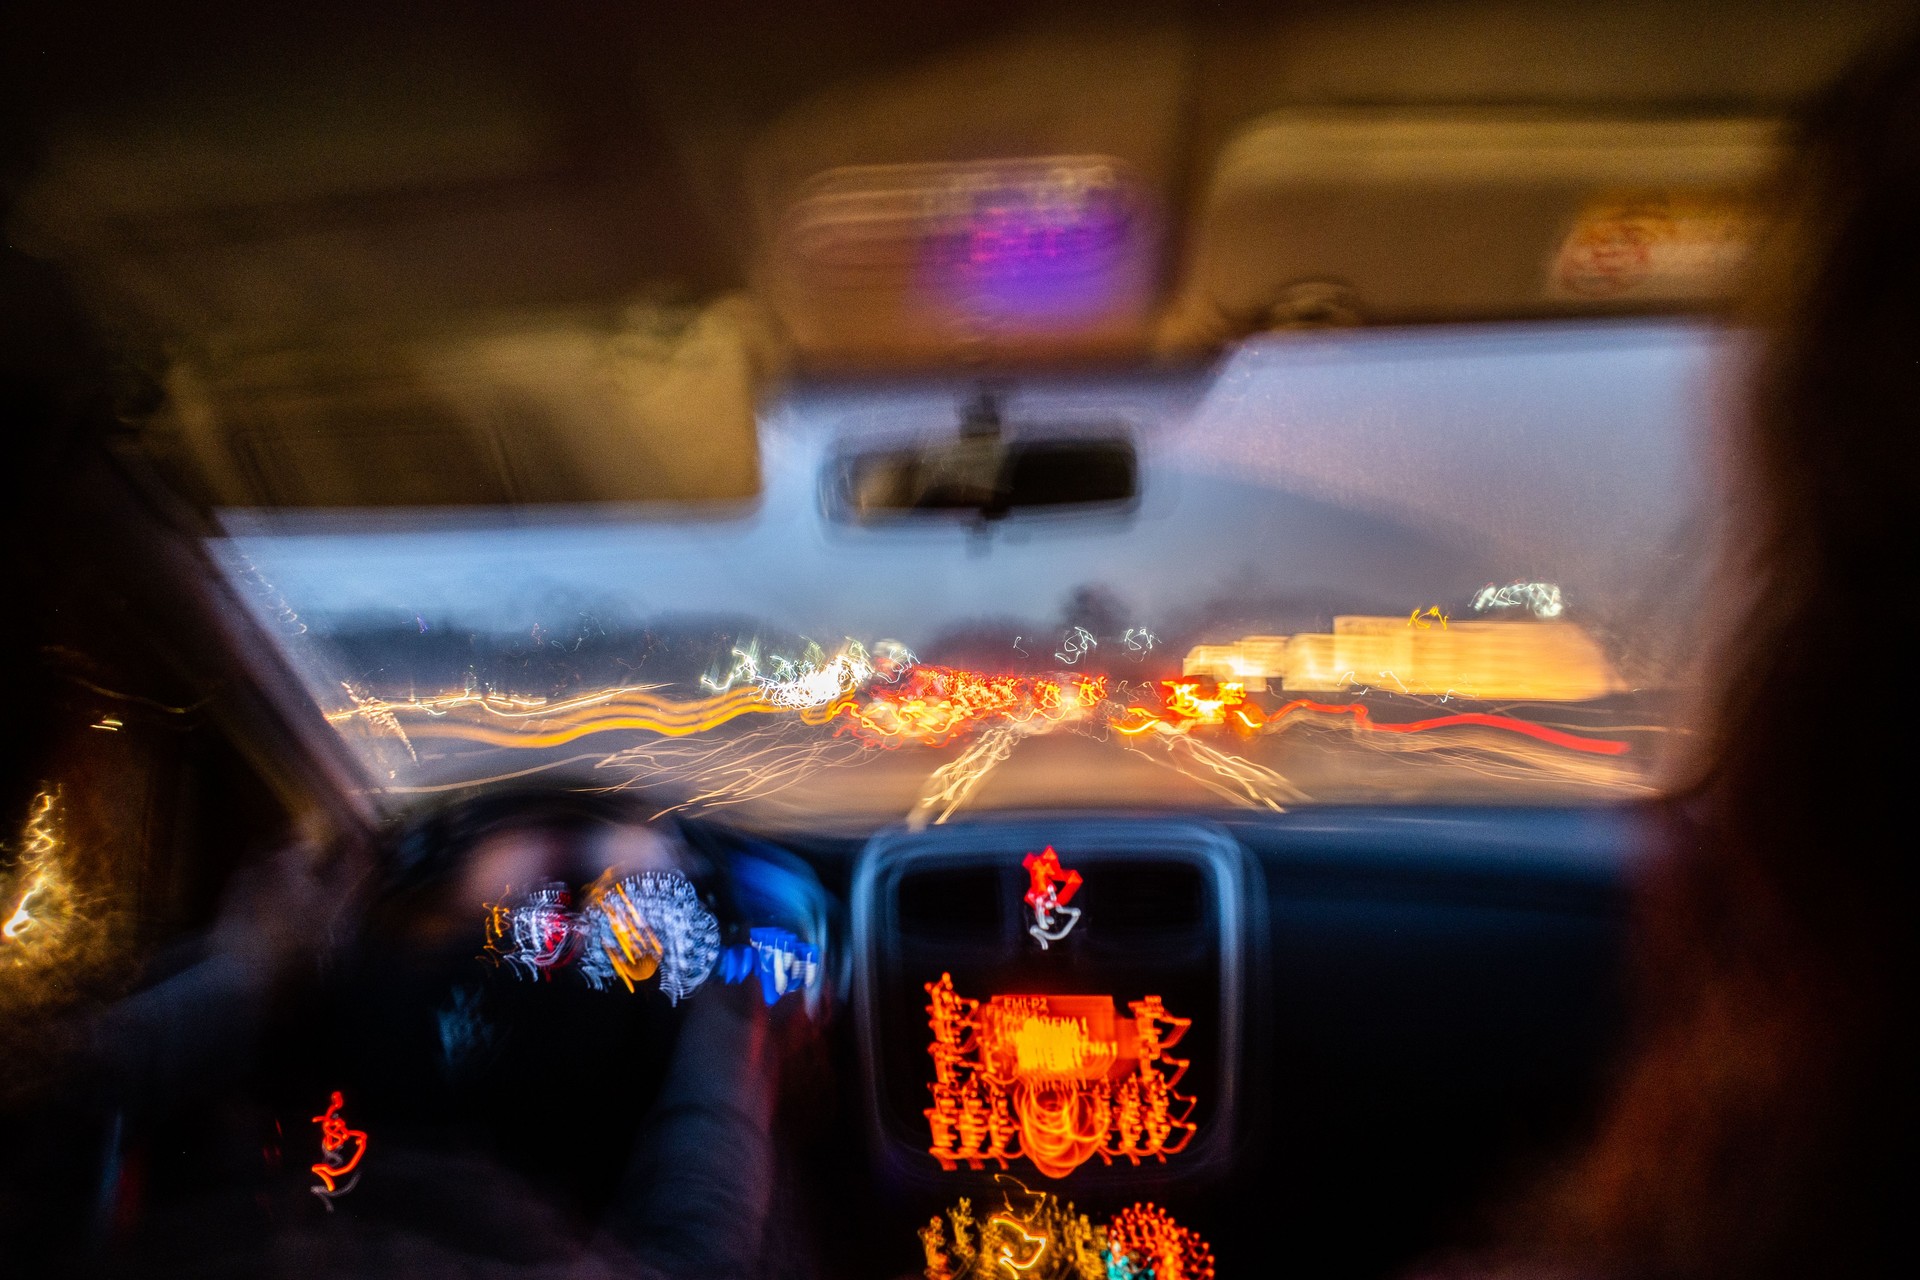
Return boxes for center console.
[851,816,1250,1192]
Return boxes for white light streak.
[1054,627,1098,665]
[3,881,43,939]
[1472,581,1566,619]
[701,638,917,708]
[909,723,1022,828]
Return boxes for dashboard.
[9,724,1649,1276]
[786,803,1645,1277]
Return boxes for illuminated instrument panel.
[923,975,1197,1179]
[853,819,1246,1190]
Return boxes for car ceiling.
[3,0,1907,508]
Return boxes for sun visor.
[1163,110,1778,343]
[154,296,771,509]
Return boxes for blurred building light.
[1182,616,1624,701]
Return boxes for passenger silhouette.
[1430,22,1920,1280]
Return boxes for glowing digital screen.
[924,973,1196,1180]
[1180,615,1619,701]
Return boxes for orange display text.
[924,973,1196,1179]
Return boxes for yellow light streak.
[921,1180,1106,1280]
[4,790,63,943]
[333,685,788,749]
[3,879,43,939]
[324,685,643,725]
[986,1214,1049,1275]
[602,880,663,990]
[1,785,111,1015]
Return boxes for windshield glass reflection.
[216,322,1726,827]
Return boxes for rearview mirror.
[829,397,1138,523]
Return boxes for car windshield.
[217,320,1724,830]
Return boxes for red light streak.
[1159,678,1258,728]
[309,1091,368,1205]
[1022,848,1081,911]
[1010,1080,1111,1180]
[840,668,1106,746]
[1262,698,1631,756]
[1021,848,1083,949]
[1107,1202,1215,1280]
[1115,680,1629,755]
